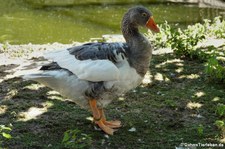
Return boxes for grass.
[0,51,225,149]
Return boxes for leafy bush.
[148,17,225,83]
[148,21,174,48]
[208,17,225,38]
[171,25,205,58]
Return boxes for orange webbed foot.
[98,108,122,129]
[95,119,116,135]
[89,99,122,135]
[103,120,122,128]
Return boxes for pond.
[0,0,224,44]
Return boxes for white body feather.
[44,49,120,82]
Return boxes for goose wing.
[43,42,129,82]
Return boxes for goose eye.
[142,13,147,17]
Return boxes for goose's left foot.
[98,108,122,128]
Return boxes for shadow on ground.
[0,53,224,148]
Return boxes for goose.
[24,6,159,135]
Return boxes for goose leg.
[98,108,122,128]
[89,99,115,135]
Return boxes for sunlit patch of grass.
[179,74,200,79]
[17,101,53,121]
[17,107,47,121]
[155,59,184,68]
[220,138,225,143]
[187,102,203,110]
[212,97,220,102]
[22,83,45,91]
[0,105,8,115]
[47,95,63,101]
[153,72,170,82]
[46,90,60,96]
[175,67,184,73]
[46,90,63,101]
[194,91,205,98]
[5,89,18,100]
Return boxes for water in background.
[0,0,224,44]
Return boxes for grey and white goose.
[24,6,159,135]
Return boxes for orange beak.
[146,16,160,33]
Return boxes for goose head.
[122,6,160,34]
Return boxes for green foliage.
[197,124,204,137]
[0,42,9,53]
[148,21,174,48]
[148,16,225,83]
[206,57,225,82]
[214,120,225,138]
[214,104,225,138]
[0,125,12,147]
[171,23,206,58]
[215,104,225,117]
[62,129,92,149]
[215,120,224,129]
[208,17,225,38]
[0,125,12,139]
[164,99,177,109]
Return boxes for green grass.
[0,52,224,149]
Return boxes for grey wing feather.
[40,62,73,75]
[67,42,129,63]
